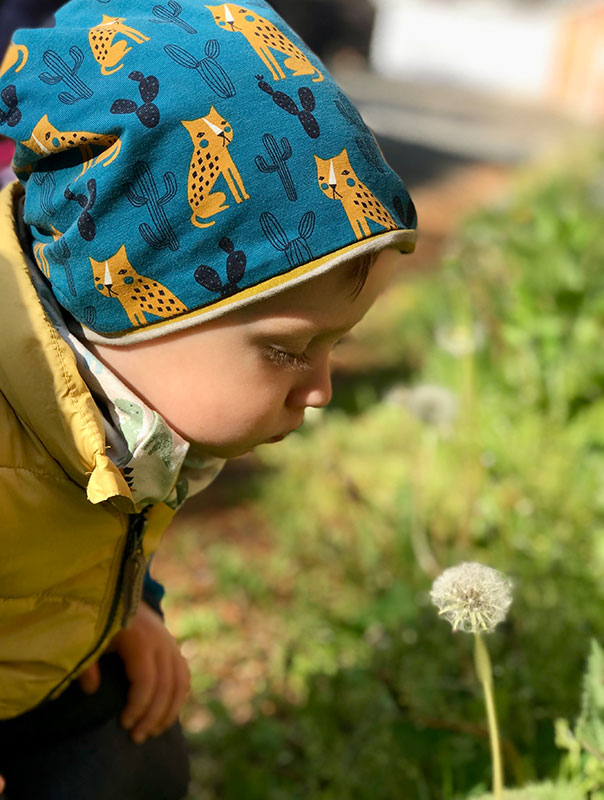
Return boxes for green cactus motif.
[150,1,197,34]
[334,90,385,173]
[124,160,179,252]
[83,306,97,327]
[48,238,76,297]
[259,210,315,268]
[255,133,297,201]
[32,171,57,215]
[39,47,93,105]
[163,40,236,99]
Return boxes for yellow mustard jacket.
[0,181,176,719]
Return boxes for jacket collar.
[0,182,135,508]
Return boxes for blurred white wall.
[370,0,560,98]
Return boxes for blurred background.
[3,2,604,798]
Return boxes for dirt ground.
[409,162,510,267]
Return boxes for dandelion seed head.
[430,562,512,634]
[436,322,485,358]
[383,384,458,430]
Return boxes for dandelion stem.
[409,428,440,578]
[474,632,503,800]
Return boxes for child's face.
[92,248,403,458]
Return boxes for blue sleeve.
[143,566,165,617]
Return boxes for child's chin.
[186,441,244,459]
[188,436,280,459]
[265,433,286,443]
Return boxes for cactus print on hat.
[4,0,416,342]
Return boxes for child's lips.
[266,433,287,443]
[266,423,302,443]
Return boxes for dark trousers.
[0,653,190,800]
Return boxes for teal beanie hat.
[2,0,417,343]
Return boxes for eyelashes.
[262,336,352,372]
[263,346,312,372]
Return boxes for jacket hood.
[0,181,134,506]
[3,0,417,344]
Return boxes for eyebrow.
[252,319,350,340]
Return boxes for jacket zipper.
[120,508,149,628]
[39,506,151,705]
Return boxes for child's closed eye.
[261,334,352,371]
[263,346,311,372]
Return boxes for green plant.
[161,145,604,799]
[556,639,604,796]
[471,781,583,799]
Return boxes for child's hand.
[78,601,190,743]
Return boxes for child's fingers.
[120,649,156,732]
[77,661,101,694]
[0,773,5,792]
[130,648,174,742]
[153,650,191,734]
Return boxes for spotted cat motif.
[20,114,121,178]
[90,244,188,327]
[0,42,28,79]
[88,15,150,76]
[315,149,396,240]
[182,106,249,228]
[206,4,323,82]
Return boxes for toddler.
[0,0,416,796]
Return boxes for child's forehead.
[237,248,403,331]
[246,310,350,340]
[239,266,352,322]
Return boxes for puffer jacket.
[0,180,176,719]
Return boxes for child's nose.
[288,359,333,410]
